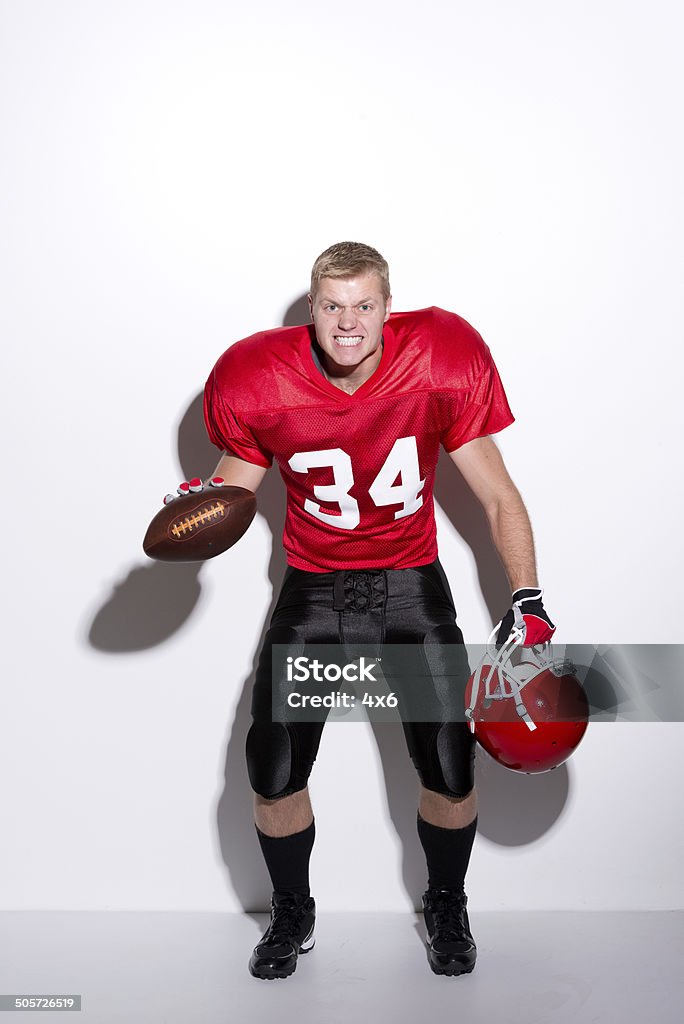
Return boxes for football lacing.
[170,501,225,539]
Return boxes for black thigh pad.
[398,620,475,798]
[248,622,326,799]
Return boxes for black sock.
[255,819,315,897]
[417,812,478,892]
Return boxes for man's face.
[308,272,392,378]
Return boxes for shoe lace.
[429,889,468,941]
[268,896,307,944]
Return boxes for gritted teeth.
[334,335,363,346]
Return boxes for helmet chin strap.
[466,625,539,732]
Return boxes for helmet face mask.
[465,627,590,774]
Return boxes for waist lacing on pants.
[333,569,387,613]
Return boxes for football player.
[180,242,554,978]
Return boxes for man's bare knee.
[254,786,313,837]
[419,784,478,828]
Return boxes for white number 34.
[288,436,426,531]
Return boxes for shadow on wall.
[87,292,576,912]
[87,294,311,654]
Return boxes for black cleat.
[422,887,477,976]
[249,891,316,980]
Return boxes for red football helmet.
[465,627,589,774]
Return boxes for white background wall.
[1,0,682,913]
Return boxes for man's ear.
[384,294,393,321]
[307,293,314,320]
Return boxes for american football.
[143,484,257,562]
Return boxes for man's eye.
[325,305,337,312]
[359,305,371,312]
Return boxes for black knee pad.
[245,721,319,799]
[434,721,476,797]
[246,721,294,799]
[405,720,476,798]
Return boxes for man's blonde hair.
[310,241,391,302]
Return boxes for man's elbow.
[483,484,527,525]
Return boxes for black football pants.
[246,559,476,800]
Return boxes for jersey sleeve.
[440,352,515,452]
[203,364,273,468]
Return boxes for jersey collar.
[306,321,396,401]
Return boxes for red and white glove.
[495,587,556,648]
[162,477,225,505]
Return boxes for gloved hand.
[162,476,225,505]
[495,587,556,648]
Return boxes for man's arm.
[163,453,268,507]
[447,435,538,593]
[209,452,269,493]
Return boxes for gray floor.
[1,911,682,1023]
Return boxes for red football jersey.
[203,306,514,572]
